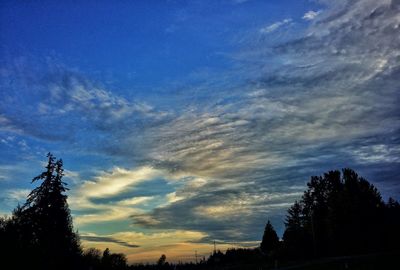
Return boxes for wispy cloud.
[81,235,140,248]
[346,144,400,165]
[69,167,163,226]
[260,19,292,34]
[302,10,321,21]
[6,188,30,201]
[0,188,30,213]
[69,166,186,226]
[79,167,161,199]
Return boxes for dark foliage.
[282,200,312,260]
[80,247,128,270]
[0,153,81,269]
[157,254,167,266]
[260,220,280,256]
[281,168,400,259]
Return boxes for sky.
[1,0,400,264]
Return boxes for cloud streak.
[81,235,140,248]
[302,10,321,21]
[260,19,292,33]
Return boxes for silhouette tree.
[102,248,128,270]
[26,154,81,269]
[0,153,81,269]
[82,248,102,269]
[157,254,167,266]
[260,220,279,256]
[109,253,128,269]
[221,248,263,265]
[300,171,342,256]
[328,169,384,255]
[102,247,112,268]
[282,201,312,259]
[384,197,400,251]
[282,168,393,258]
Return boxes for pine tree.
[282,168,389,258]
[282,201,312,259]
[23,153,81,269]
[260,220,279,255]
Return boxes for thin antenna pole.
[195,250,198,264]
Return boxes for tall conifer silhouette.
[23,153,81,269]
[260,220,279,255]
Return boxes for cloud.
[0,115,22,134]
[73,206,140,226]
[346,144,400,164]
[79,167,161,199]
[260,19,292,33]
[69,167,161,226]
[81,235,140,248]
[69,166,186,226]
[132,190,301,242]
[0,162,34,181]
[0,188,30,213]
[5,188,30,201]
[302,10,321,20]
[69,164,300,242]
[0,64,170,147]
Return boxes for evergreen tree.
[328,169,384,255]
[17,153,81,269]
[282,201,312,259]
[282,168,391,258]
[384,197,400,251]
[300,171,342,256]
[260,220,279,255]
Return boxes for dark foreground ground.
[190,251,400,270]
[278,251,399,270]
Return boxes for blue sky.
[1,0,399,263]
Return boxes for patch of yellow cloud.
[73,206,141,225]
[165,192,184,204]
[118,196,154,206]
[80,166,161,198]
[69,166,210,226]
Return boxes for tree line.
[202,169,400,269]
[1,154,399,269]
